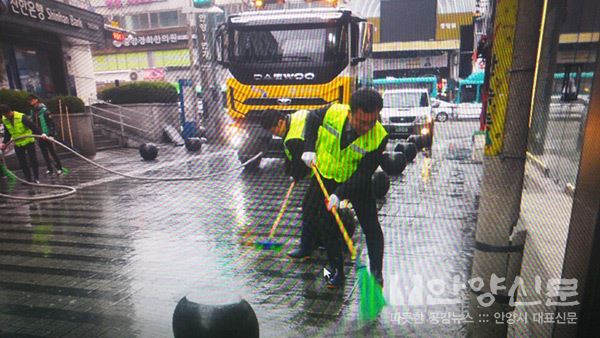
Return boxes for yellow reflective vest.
[2,111,35,147]
[316,104,387,183]
[283,110,308,161]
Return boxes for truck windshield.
[384,92,430,108]
[231,25,347,64]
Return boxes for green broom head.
[358,265,386,321]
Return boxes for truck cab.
[214,8,373,168]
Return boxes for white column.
[63,38,98,105]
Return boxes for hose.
[0,135,263,201]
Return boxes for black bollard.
[407,135,424,149]
[173,296,259,338]
[394,142,417,162]
[185,138,202,152]
[139,143,158,161]
[372,171,390,199]
[380,151,407,176]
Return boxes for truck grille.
[390,116,416,123]
[243,98,330,106]
[245,110,297,123]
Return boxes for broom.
[311,164,385,321]
[253,180,295,250]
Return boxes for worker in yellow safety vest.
[261,109,323,258]
[0,104,47,183]
[300,89,388,288]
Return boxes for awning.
[460,71,485,85]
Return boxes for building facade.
[89,0,252,88]
[0,0,104,101]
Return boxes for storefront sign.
[105,0,165,8]
[143,68,165,80]
[113,32,188,48]
[0,0,104,43]
[376,54,447,71]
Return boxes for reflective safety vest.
[316,104,387,183]
[2,111,35,147]
[283,110,308,161]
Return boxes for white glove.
[41,133,48,140]
[301,151,316,168]
[326,194,340,211]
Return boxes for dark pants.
[302,176,384,275]
[38,139,62,172]
[14,143,39,182]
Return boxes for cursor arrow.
[323,267,331,279]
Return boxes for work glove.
[41,134,48,141]
[326,194,340,211]
[301,151,316,168]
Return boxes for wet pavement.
[0,121,483,337]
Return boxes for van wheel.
[436,112,448,122]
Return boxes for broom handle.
[65,106,74,148]
[311,164,356,260]
[267,180,295,240]
[59,100,65,142]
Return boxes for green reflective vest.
[316,104,387,183]
[2,111,35,147]
[30,104,50,135]
[283,110,308,161]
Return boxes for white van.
[380,88,434,142]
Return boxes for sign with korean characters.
[113,32,188,48]
[484,0,518,156]
[1,0,104,43]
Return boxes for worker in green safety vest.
[301,88,389,288]
[28,95,64,175]
[0,103,47,183]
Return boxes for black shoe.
[287,248,311,260]
[327,269,345,289]
[373,272,384,288]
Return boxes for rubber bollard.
[139,143,158,161]
[185,138,202,152]
[372,171,390,199]
[380,151,407,176]
[407,135,424,149]
[173,296,259,338]
[394,142,417,162]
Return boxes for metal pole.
[467,0,545,336]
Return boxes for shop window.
[159,11,179,28]
[131,14,150,31]
[150,13,160,28]
[152,49,189,68]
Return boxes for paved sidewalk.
[0,121,483,337]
